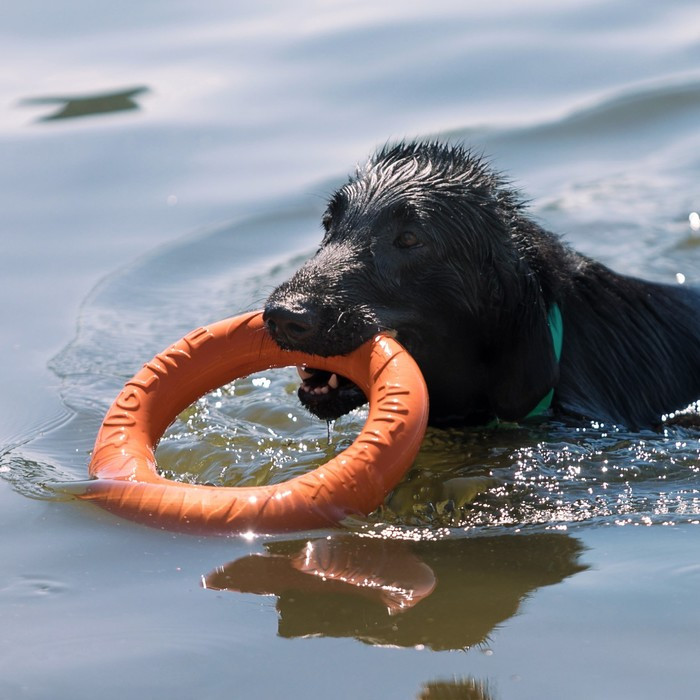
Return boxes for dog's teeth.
[328,373,339,389]
[297,365,314,380]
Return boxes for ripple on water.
[155,368,700,534]
[0,575,69,600]
[156,368,367,488]
[6,193,700,536]
[379,420,700,531]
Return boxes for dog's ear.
[487,301,560,422]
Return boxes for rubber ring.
[78,311,429,534]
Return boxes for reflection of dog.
[203,533,587,651]
[265,141,700,428]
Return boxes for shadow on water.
[203,532,587,651]
[20,86,149,122]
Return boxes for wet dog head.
[264,142,558,424]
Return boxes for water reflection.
[418,677,494,700]
[203,532,587,651]
[20,86,149,122]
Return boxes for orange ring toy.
[77,311,429,534]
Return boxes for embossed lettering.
[103,412,137,427]
[306,472,333,502]
[155,346,190,368]
[377,399,410,415]
[99,427,129,449]
[116,387,141,411]
[142,361,164,377]
[376,382,410,398]
[127,370,159,391]
[373,416,399,425]
[183,327,214,349]
[358,429,392,448]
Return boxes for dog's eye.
[322,213,333,232]
[393,231,422,249]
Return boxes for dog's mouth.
[295,365,368,420]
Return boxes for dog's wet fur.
[264,141,700,428]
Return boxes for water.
[3,2,700,698]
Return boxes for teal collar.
[523,303,563,419]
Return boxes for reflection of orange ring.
[78,311,428,534]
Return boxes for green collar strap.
[523,303,563,420]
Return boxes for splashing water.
[155,368,700,534]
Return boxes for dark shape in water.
[20,86,149,122]
[418,677,494,700]
[203,532,587,651]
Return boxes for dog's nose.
[263,304,316,345]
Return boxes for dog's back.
[555,256,700,427]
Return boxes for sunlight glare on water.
[156,374,700,535]
[156,368,366,488]
[690,211,700,231]
[4,2,700,695]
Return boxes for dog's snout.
[263,304,317,346]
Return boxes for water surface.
[2,2,700,698]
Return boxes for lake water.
[2,2,700,698]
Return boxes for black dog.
[264,141,700,429]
